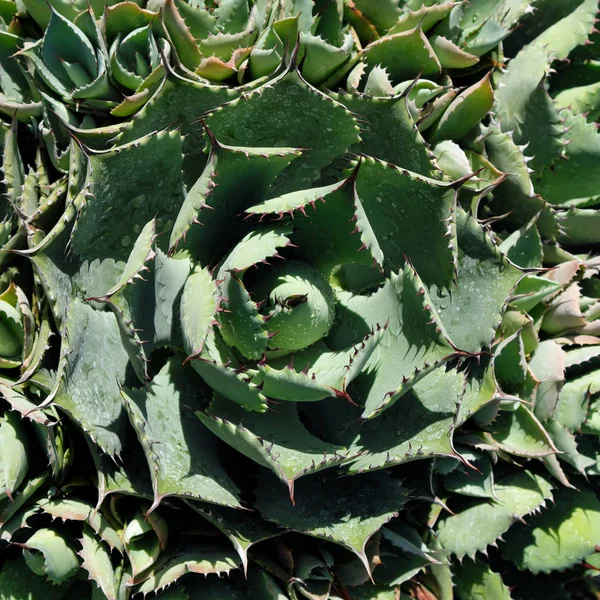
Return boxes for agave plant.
[0,0,599,599]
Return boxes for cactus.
[0,0,599,599]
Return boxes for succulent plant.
[0,0,600,599]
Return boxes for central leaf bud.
[254,261,336,354]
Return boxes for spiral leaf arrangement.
[0,0,600,599]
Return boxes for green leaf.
[494,331,528,391]
[136,547,240,595]
[332,92,439,176]
[255,470,408,575]
[79,526,118,600]
[429,72,494,143]
[351,0,402,32]
[499,216,543,269]
[328,267,456,419]
[198,395,354,499]
[122,358,242,510]
[162,0,202,70]
[72,131,184,262]
[180,265,218,358]
[436,471,553,559]
[353,156,455,287]
[361,28,441,82]
[529,340,565,422]
[23,528,80,585]
[443,449,496,500]
[169,137,300,265]
[303,364,463,473]
[453,559,513,600]
[0,410,28,501]
[430,208,522,354]
[0,557,70,600]
[494,45,565,174]
[502,488,600,573]
[538,112,600,208]
[482,404,557,458]
[41,9,97,90]
[53,300,130,456]
[187,503,280,575]
[36,498,122,552]
[556,370,600,430]
[206,68,360,195]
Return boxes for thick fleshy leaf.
[188,503,280,575]
[207,67,360,195]
[328,267,456,419]
[0,410,28,501]
[136,547,241,595]
[430,208,522,353]
[53,300,130,456]
[0,557,70,599]
[453,560,513,600]
[502,488,600,573]
[78,526,117,600]
[122,358,242,509]
[198,395,354,500]
[71,131,185,262]
[436,471,553,559]
[23,528,80,584]
[255,470,408,575]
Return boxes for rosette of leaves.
[1,0,600,599]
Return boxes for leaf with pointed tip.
[23,528,80,585]
[502,488,600,573]
[94,219,156,300]
[190,329,269,412]
[556,208,600,247]
[187,503,280,575]
[302,365,462,474]
[36,498,122,552]
[90,434,153,504]
[198,395,353,499]
[180,265,218,358]
[529,340,565,422]
[136,547,241,595]
[389,3,456,34]
[499,217,543,269]
[116,71,238,184]
[354,157,456,287]
[71,131,184,262]
[511,276,563,313]
[538,112,600,208]
[0,411,28,502]
[363,65,394,96]
[351,0,402,32]
[529,0,598,60]
[482,404,557,458]
[494,45,564,174]
[361,28,441,82]
[430,73,493,143]
[255,470,408,575]
[0,557,71,600]
[170,138,300,264]
[436,471,553,559]
[331,92,439,176]
[124,512,163,577]
[565,344,600,372]
[453,559,513,600]
[456,356,497,426]
[483,122,539,227]
[162,0,201,70]
[556,370,600,430]
[328,267,456,419]
[443,449,496,500]
[53,300,130,456]
[79,526,118,600]
[494,331,528,392]
[430,208,522,354]
[207,68,360,195]
[122,358,242,509]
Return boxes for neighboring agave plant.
[0,0,600,599]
